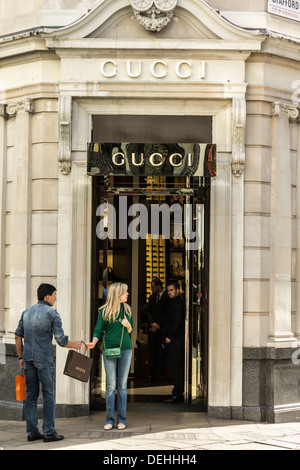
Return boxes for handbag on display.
[103,327,124,359]
[170,236,185,249]
[169,260,185,279]
[16,372,26,401]
[63,342,93,383]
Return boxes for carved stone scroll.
[0,104,7,118]
[6,99,33,116]
[272,101,299,120]
[58,96,72,175]
[232,98,246,177]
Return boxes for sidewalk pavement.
[1,403,300,451]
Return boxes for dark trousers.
[167,343,184,398]
[148,330,166,379]
[24,361,55,437]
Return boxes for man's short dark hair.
[167,280,180,290]
[37,284,56,301]
[152,278,163,288]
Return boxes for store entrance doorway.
[90,175,210,410]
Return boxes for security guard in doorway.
[142,278,168,383]
[161,280,185,403]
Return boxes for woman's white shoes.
[104,424,113,430]
[104,423,126,430]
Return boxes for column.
[230,98,246,413]
[209,161,232,416]
[295,112,300,339]
[268,102,298,347]
[6,99,33,334]
[55,97,90,412]
[0,105,7,335]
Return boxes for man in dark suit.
[162,280,185,403]
[143,278,168,382]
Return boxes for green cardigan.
[93,303,134,351]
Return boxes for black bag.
[63,343,93,383]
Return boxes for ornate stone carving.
[272,101,299,120]
[131,0,177,32]
[0,104,7,118]
[58,96,72,175]
[232,98,246,177]
[6,99,33,116]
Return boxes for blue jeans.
[24,361,55,437]
[103,349,132,426]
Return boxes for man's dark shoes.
[146,376,156,383]
[28,432,44,442]
[43,431,64,442]
[164,395,183,404]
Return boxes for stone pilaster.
[230,98,245,412]
[6,99,33,334]
[295,109,300,340]
[0,105,7,335]
[267,102,299,346]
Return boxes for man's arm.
[15,335,24,369]
[52,311,81,350]
[65,340,82,349]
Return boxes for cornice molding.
[42,0,262,42]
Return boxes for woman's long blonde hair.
[101,282,132,322]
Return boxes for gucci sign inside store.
[87,143,216,177]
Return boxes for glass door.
[185,180,209,407]
[90,175,209,409]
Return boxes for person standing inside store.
[86,282,133,430]
[15,284,82,442]
[142,278,168,383]
[161,280,185,403]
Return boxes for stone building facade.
[0,0,300,423]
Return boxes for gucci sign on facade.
[87,143,216,177]
[100,59,206,80]
[131,0,178,32]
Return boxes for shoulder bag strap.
[120,326,124,348]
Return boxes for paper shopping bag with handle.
[16,373,26,401]
[63,343,93,383]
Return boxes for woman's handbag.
[63,342,93,383]
[103,327,124,359]
[16,372,26,401]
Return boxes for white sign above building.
[268,0,300,22]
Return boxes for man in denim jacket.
[15,284,81,442]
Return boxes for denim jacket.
[15,301,69,362]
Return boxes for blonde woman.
[86,283,133,430]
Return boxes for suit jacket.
[161,295,185,349]
[142,291,169,326]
